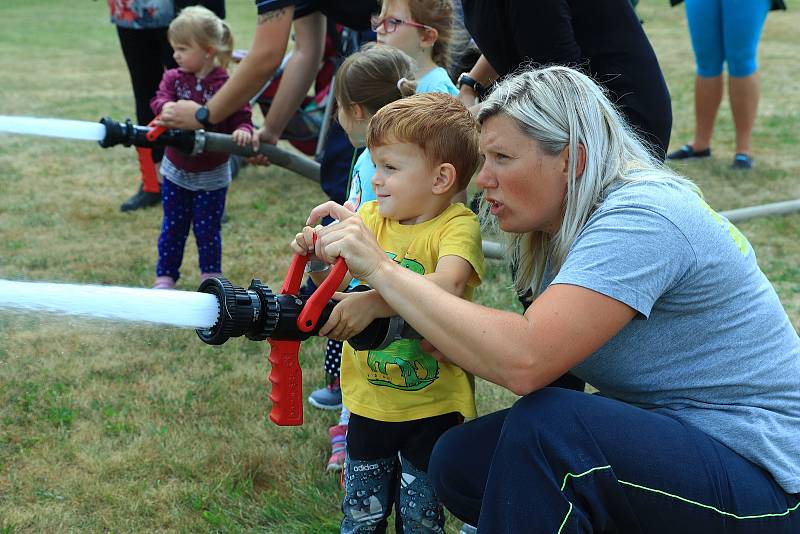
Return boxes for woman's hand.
[458,85,478,109]
[420,339,451,364]
[307,202,391,284]
[156,100,202,129]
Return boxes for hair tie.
[396,77,408,92]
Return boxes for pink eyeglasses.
[370,14,432,33]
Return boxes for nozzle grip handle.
[297,257,347,332]
[267,339,303,426]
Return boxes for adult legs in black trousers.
[116,26,176,211]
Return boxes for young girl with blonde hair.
[150,6,252,289]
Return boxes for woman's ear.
[560,143,587,178]
[432,162,457,195]
[575,143,587,178]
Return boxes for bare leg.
[691,75,724,152]
[728,73,760,156]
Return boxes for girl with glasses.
[372,0,459,96]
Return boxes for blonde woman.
[305,66,800,533]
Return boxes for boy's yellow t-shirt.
[340,201,485,422]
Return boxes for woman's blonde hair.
[477,66,698,296]
[168,5,234,69]
[334,43,417,116]
[382,0,457,68]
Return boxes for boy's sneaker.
[326,424,347,472]
[459,524,478,534]
[308,377,342,410]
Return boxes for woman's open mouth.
[486,198,503,215]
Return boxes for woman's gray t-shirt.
[549,179,800,494]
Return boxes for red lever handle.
[266,233,348,426]
[267,339,303,426]
[297,257,347,332]
[146,117,167,142]
[279,253,309,295]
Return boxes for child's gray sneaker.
[460,524,477,534]
[308,377,342,410]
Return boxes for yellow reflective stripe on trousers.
[556,465,800,533]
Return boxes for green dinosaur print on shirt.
[367,339,440,390]
[365,251,437,390]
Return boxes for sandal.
[666,144,711,161]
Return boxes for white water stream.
[0,116,106,141]
[0,280,219,329]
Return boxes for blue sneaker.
[308,377,342,410]
[732,153,753,170]
[460,524,478,534]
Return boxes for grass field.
[1,1,798,532]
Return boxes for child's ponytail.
[397,77,417,98]
[215,20,233,69]
[334,43,417,115]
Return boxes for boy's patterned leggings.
[341,412,461,533]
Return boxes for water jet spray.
[0,115,320,181]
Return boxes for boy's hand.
[306,200,357,226]
[319,291,379,341]
[247,126,279,166]
[290,225,319,256]
[232,128,252,146]
[310,201,392,284]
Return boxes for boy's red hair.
[367,92,481,192]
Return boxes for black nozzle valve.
[98,117,196,153]
[195,277,278,345]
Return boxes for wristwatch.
[457,72,485,98]
[194,105,215,129]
